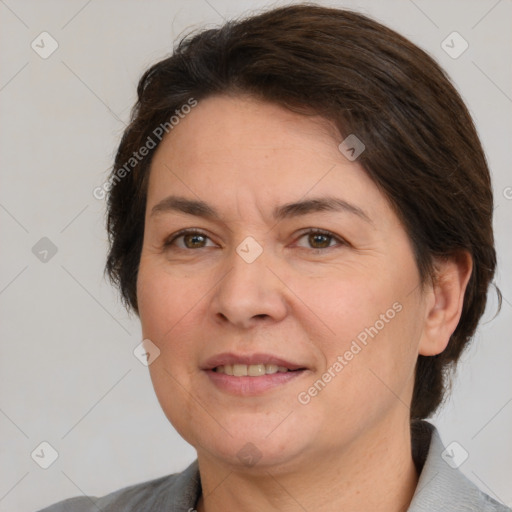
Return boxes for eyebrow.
[150,194,372,224]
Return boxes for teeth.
[248,364,265,376]
[215,363,289,376]
[233,364,248,377]
[265,364,278,374]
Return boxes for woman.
[39,4,509,511]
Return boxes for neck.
[195,416,419,512]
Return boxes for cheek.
[291,268,420,412]
[287,269,399,351]
[136,263,204,441]
[137,259,200,343]
[136,264,201,397]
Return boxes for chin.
[185,413,317,472]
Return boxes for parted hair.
[105,4,499,420]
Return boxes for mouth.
[213,363,298,376]
[202,353,309,395]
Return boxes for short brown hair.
[105,4,499,419]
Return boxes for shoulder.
[409,421,511,512]
[36,460,200,512]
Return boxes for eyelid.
[293,228,347,249]
[164,228,217,248]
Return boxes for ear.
[418,251,473,356]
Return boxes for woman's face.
[137,95,432,471]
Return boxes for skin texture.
[136,95,472,512]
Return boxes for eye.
[295,229,345,250]
[163,228,345,251]
[164,229,216,250]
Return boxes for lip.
[205,369,306,395]
[201,352,309,396]
[201,352,306,371]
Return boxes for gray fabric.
[37,422,510,511]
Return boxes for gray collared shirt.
[37,421,510,511]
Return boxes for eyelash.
[163,228,346,251]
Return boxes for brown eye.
[308,232,332,248]
[183,233,207,248]
[164,230,216,250]
[295,229,345,250]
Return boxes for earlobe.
[418,251,473,357]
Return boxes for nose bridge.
[211,236,287,327]
[223,238,271,304]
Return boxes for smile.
[214,364,293,376]
[202,352,308,395]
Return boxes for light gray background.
[0,0,511,511]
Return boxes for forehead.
[154,95,340,164]
[146,95,388,225]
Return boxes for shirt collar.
[408,420,492,511]
[168,421,492,511]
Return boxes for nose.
[210,242,288,329]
